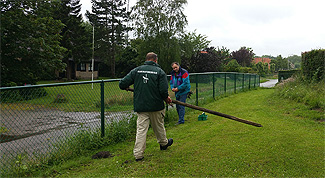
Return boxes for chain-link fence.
[0,72,259,175]
[181,72,260,106]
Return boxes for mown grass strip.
[27,88,325,177]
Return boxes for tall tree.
[270,63,276,73]
[215,46,231,70]
[131,0,188,72]
[286,55,301,69]
[231,47,255,67]
[255,62,267,76]
[184,47,223,73]
[270,55,288,71]
[181,46,230,72]
[261,55,276,60]
[86,0,129,78]
[179,30,211,63]
[54,0,92,80]
[1,0,66,86]
[276,55,288,71]
[115,45,138,78]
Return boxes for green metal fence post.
[213,73,215,99]
[242,74,245,91]
[224,73,227,94]
[248,74,251,90]
[254,75,256,88]
[196,74,198,106]
[234,73,237,94]
[166,75,169,111]
[100,80,105,137]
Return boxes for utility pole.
[127,0,130,45]
[92,25,94,89]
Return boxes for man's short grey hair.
[146,52,158,61]
[171,62,180,67]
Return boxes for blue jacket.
[170,67,191,97]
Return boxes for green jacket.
[119,61,169,112]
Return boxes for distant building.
[253,57,272,69]
[75,60,100,80]
[57,58,101,80]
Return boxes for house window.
[88,63,93,71]
[80,63,86,71]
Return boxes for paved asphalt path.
[0,110,133,172]
[260,79,278,88]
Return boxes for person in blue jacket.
[170,62,191,125]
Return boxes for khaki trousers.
[134,109,168,159]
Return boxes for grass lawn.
[3,76,257,112]
[1,81,134,112]
[37,88,324,177]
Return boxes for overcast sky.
[80,0,325,57]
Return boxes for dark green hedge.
[1,88,48,103]
[301,49,325,81]
[278,70,300,82]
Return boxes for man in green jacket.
[119,52,173,161]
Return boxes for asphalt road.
[260,79,278,88]
[0,109,134,172]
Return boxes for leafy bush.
[19,87,48,100]
[0,90,22,102]
[301,49,325,82]
[1,87,48,103]
[239,67,254,73]
[224,59,241,72]
[255,62,269,77]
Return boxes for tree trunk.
[66,60,72,81]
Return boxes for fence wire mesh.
[173,72,260,106]
[0,72,259,175]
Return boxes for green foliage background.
[301,49,325,82]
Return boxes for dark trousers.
[176,94,187,123]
